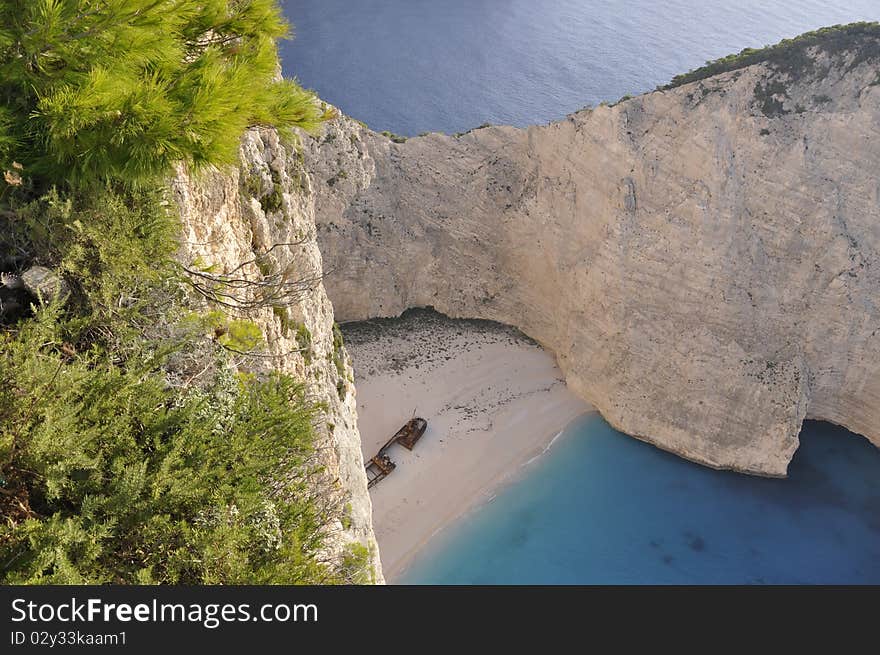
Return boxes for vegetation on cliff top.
[0,1,368,584]
[663,22,880,90]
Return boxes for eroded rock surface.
[172,129,384,582]
[304,33,880,476]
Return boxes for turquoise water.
[400,416,880,584]
[280,0,878,136]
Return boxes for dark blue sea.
[279,1,880,583]
[280,0,878,136]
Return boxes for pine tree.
[0,0,331,187]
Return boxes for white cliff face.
[303,39,880,477]
[172,129,384,582]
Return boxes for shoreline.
[394,411,593,582]
[341,309,593,581]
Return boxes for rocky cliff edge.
[304,25,880,477]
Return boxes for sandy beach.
[341,309,592,581]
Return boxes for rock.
[172,129,384,582]
[20,266,68,302]
[302,31,880,477]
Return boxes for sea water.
[277,1,880,583]
[280,0,878,136]
[400,417,880,584]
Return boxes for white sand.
[342,310,592,582]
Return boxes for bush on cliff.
[0,309,329,584]
[0,185,368,585]
[662,22,880,90]
[0,2,369,584]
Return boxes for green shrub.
[327,169,348,187]
[2,186,180,347]
[218,319,264,353]
[663,22,880,90]
[331,323,346,378]
[453,123,492,138]
[0,211,362,582]
[273,305,292,337]
[753,80,789,117]
[294,322,313,366]
[0,309,337,583]
[380,130,407,144]
[339,543,373,585]
[261,184,285,214]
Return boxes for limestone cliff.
[303,27,880,477]
[172,129,384,582]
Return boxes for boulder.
[20,266,69,303]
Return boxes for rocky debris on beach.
[342,307,538,379]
